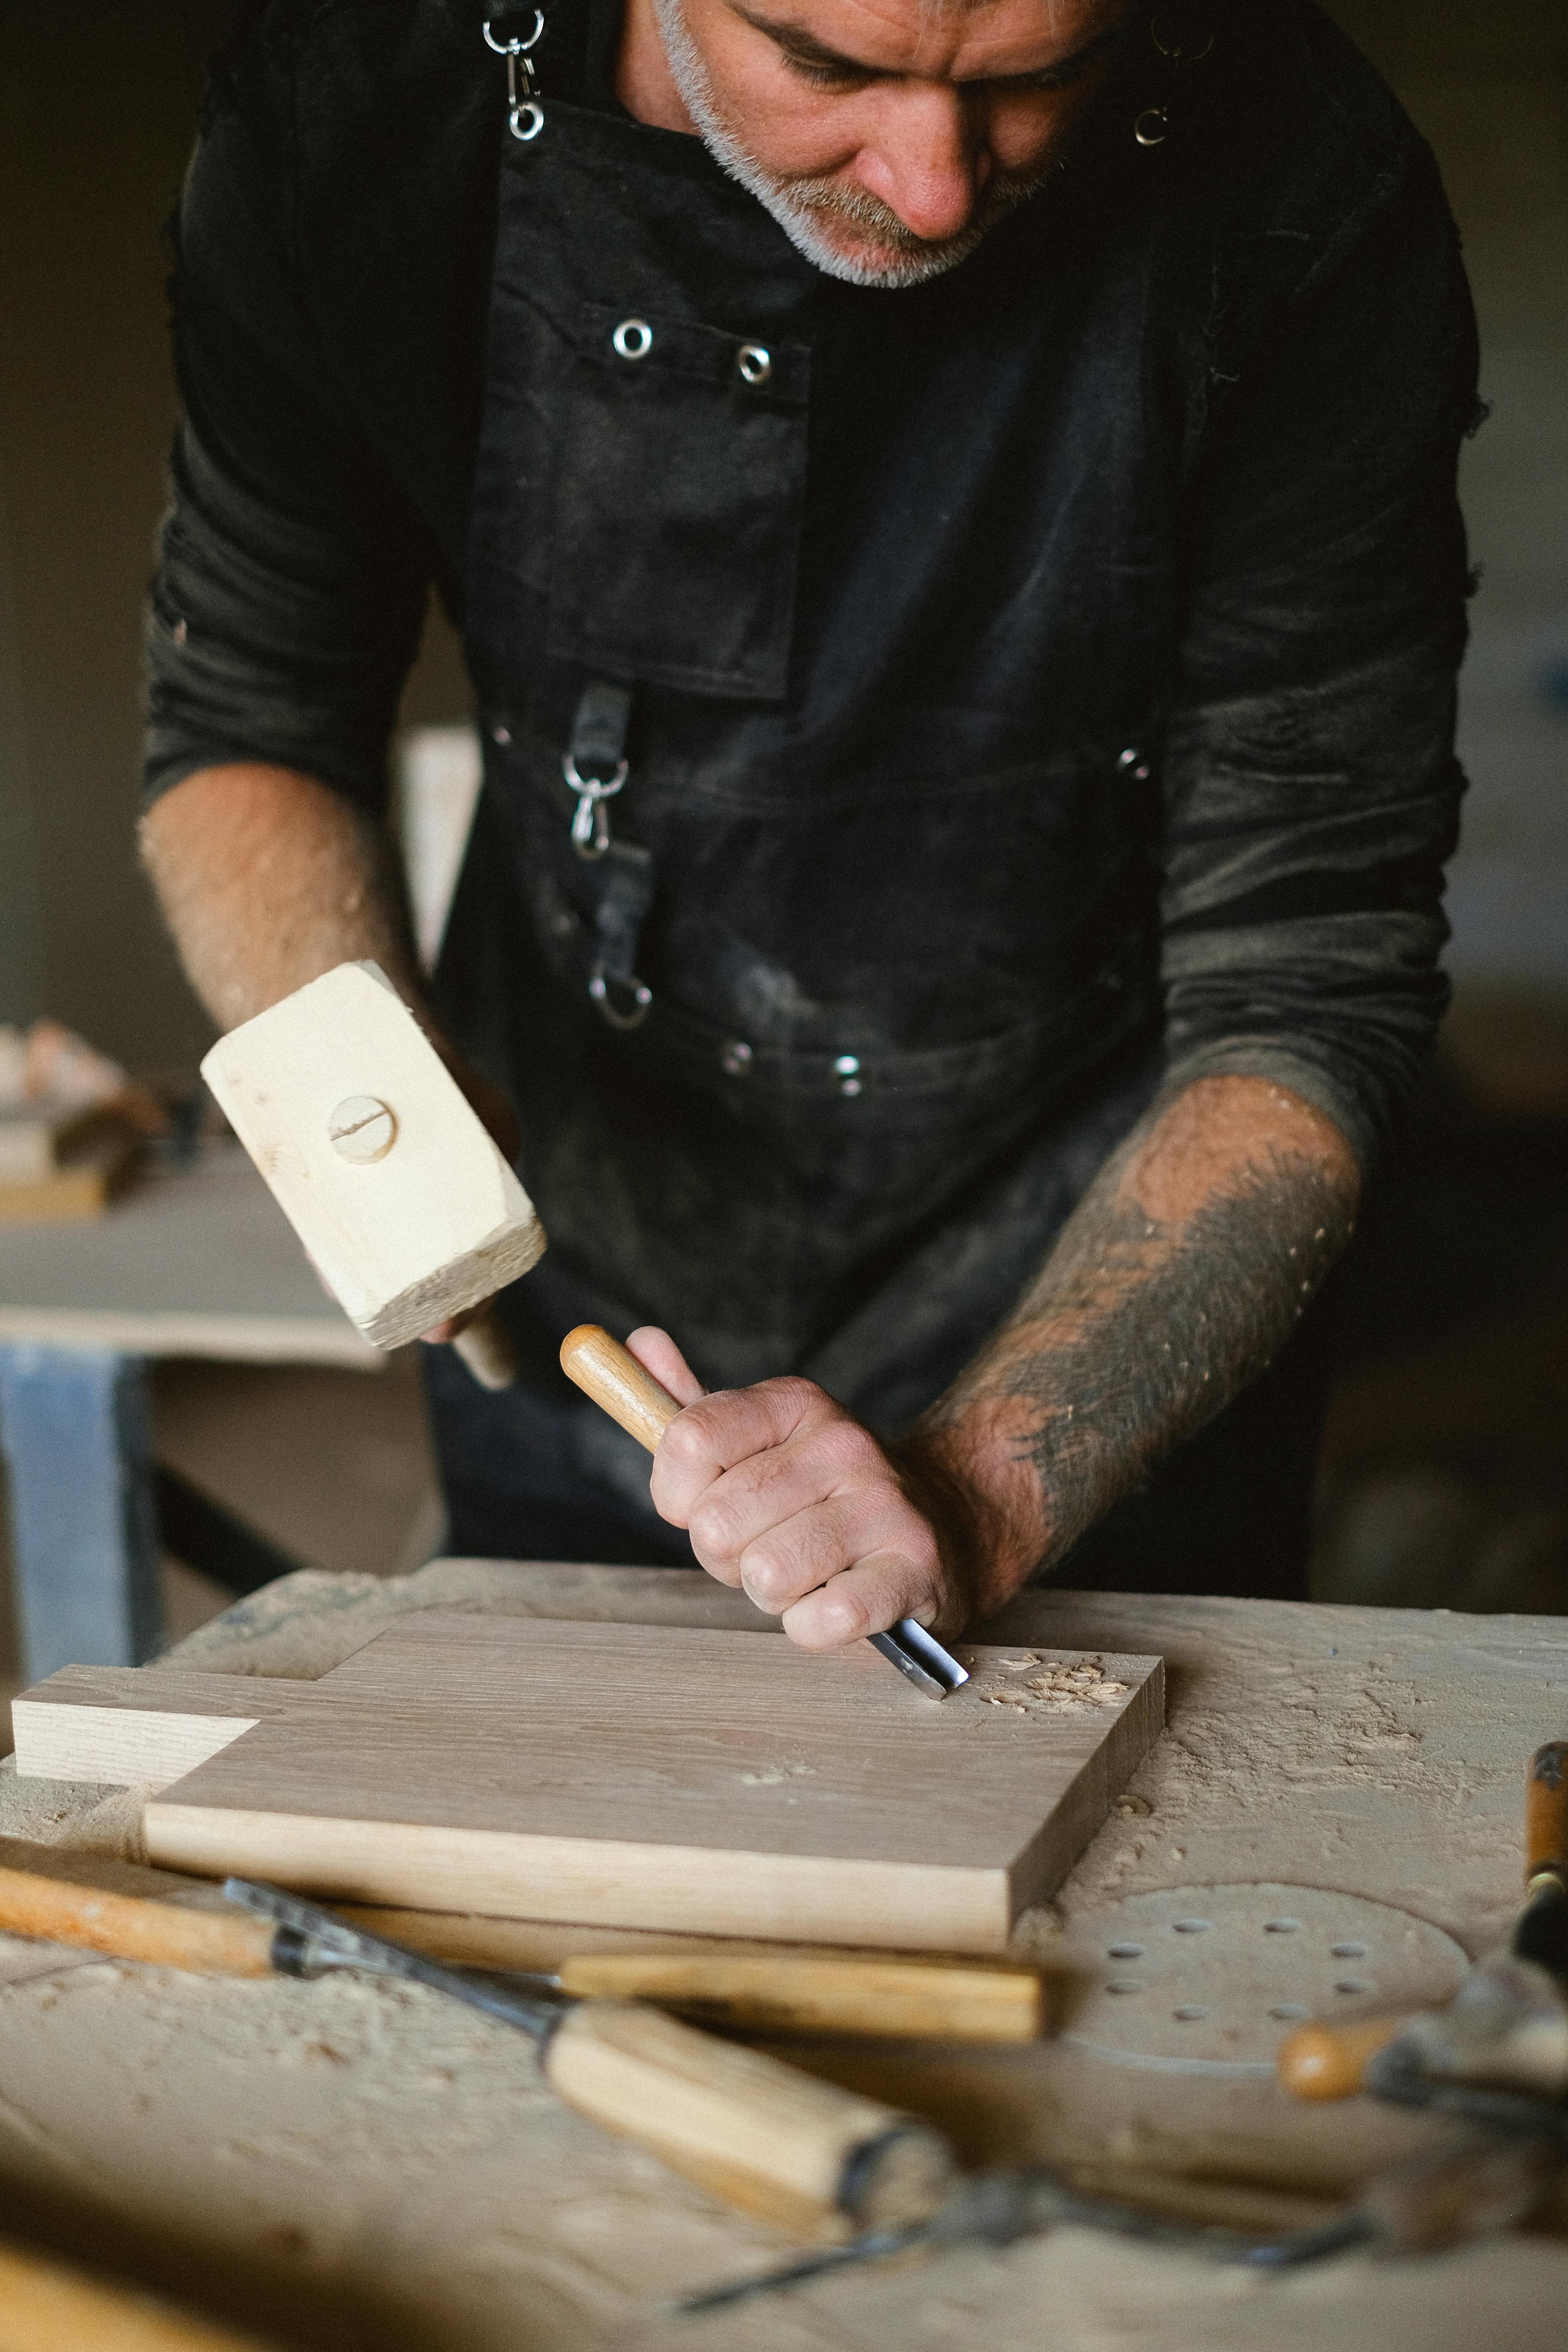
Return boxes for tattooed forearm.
[909,1076,1359,1596]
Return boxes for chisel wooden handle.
[0,2238,270,2351]
[560,1323,680,1450]
[1276,2015,1410,2100]
[1527,1742,1568,1890]
[542,1998,954,2238]
[0,1860,278,1976]
[555,1952,1044,2042]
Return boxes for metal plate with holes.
[1058,1884,1470,2078]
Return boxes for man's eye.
[781,53,871,90]
[1007,59,1088,94]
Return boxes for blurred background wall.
[0,0,1564,1629]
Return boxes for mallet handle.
[452,1301,521,1391]
[542,1997,954,2238]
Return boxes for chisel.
[1278,1740,1568,2102]
[0,1853,1042,2039]
[559,1323,970,1698]
[222,1879,955,2236]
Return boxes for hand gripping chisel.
[559,1323,970,1699]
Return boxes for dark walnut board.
[13,1613,1163,1952]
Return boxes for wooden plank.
[17,1614,1162,1953]
[11,1666,316,1789]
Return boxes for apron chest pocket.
[546,301,811,702]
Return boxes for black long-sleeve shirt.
[144,0,1479,1399]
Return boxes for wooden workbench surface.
[0,1145,379,1365]
[0,1559,1563,2350]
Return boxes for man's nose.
[856,87,991,245]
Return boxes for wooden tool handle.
[1276,2014,1409,2100]
[0,1861,277,1978]
[0,2238,271,2350]
[1526,1742,1568,1887]
[452,1301,521,1391]
[542,1999,954,2238]
[556,1953,1045,2043]
[560,1324,682,1452]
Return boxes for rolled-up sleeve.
[144,53,430,817]
[1158,137,1479,1172]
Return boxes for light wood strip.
[11,1667,314,1789]
[141,1809,1014,1952]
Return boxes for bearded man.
[141,0,1476,1647]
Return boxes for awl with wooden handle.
[224,1878,954,2238]
[559,1322,970,1700]
[1279,1740,1568,2102]
[0,1855,1042,2039]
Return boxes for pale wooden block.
[10,1666,315,1791]
[199,962,545,1348]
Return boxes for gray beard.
[650,0,1046,289]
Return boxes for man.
[141,0,1476,1647]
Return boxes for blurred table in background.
[0,1146,379,1680]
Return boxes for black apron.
[423,39,1328,1597]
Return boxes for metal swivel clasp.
[564,752,629,860]
[483,10,546,142]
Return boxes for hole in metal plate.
[1332,1942,1368,1958]
[1105,1978,1143,1995]
[1107,1943,1145,1959]
[1171,1918,1211,1934]
[1270,2003,1310,2021]
[1264,1918,1301,1934]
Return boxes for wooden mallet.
[201,961,542,1389]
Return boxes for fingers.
[782,1553,943,1651]
[624,1326,706,1406]
[654,1385,947,1628]
[650,1378,841,1535]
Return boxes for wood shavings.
[969,1655,1130,1718]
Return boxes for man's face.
[626,0,1131,287]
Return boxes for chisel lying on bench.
[225,1878,956,2237]
[0,1854,1042,2040]
[0,1855,958,2236]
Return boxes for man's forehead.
[724,0,1130,80]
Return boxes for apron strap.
[565,682,654,1030]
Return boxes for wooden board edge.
[1002,1655,1165,1927]
[141,1810,1015,1954]
[0,1307,383,1368]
